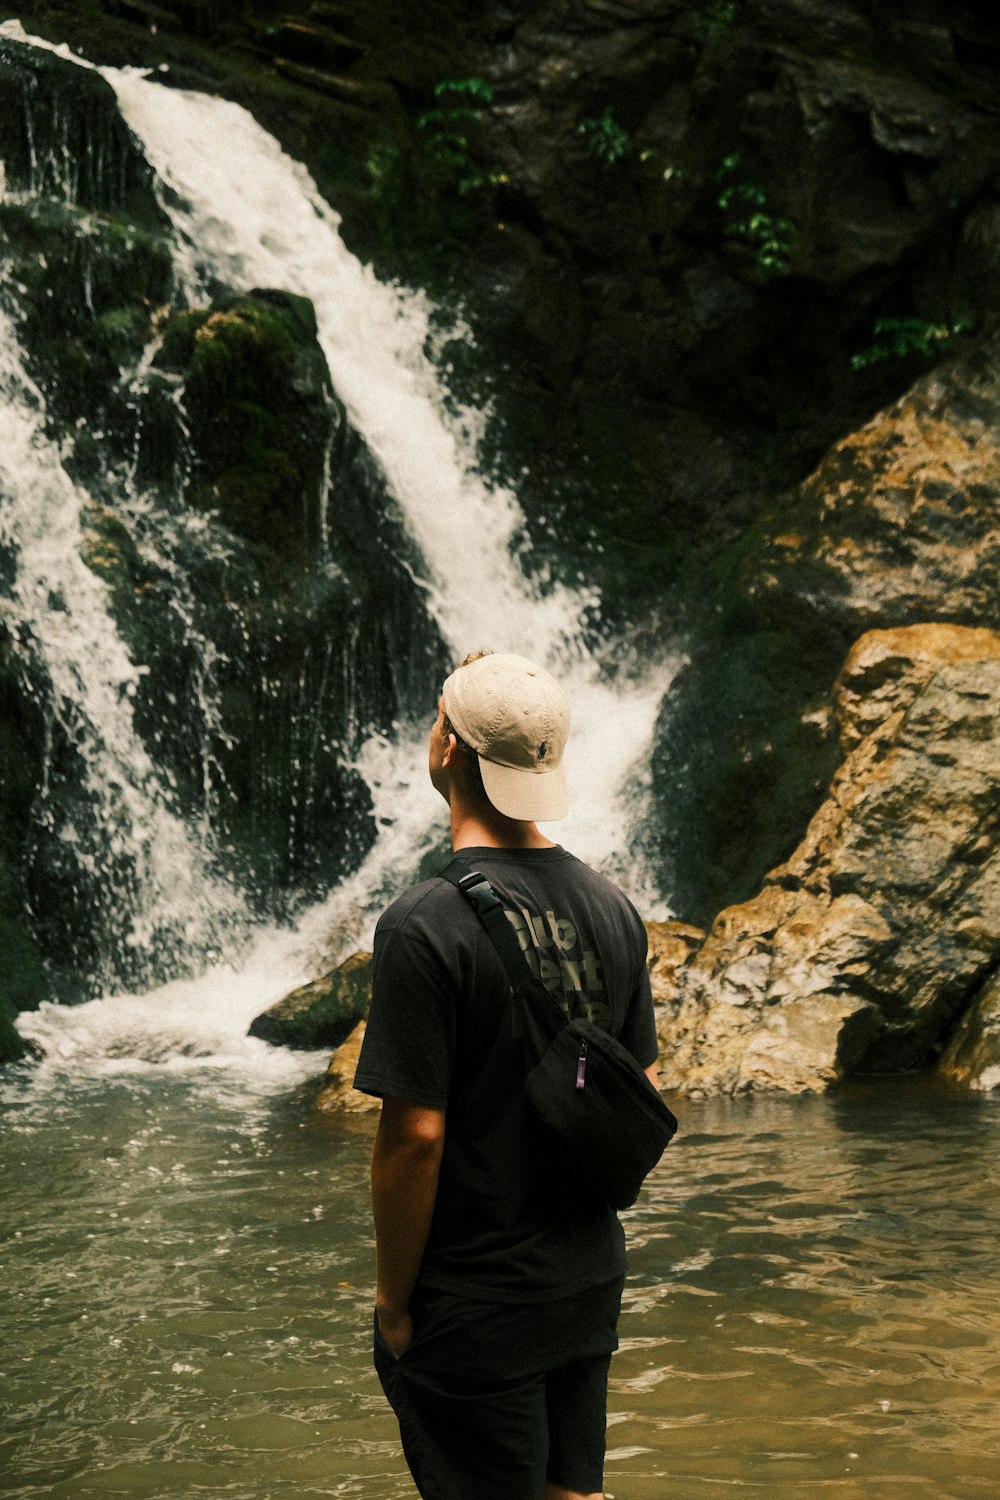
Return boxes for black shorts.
[374,1276,624,1500]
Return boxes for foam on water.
[15,933,320,1086]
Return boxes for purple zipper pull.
[576,1038,588,1090]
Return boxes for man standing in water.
[354,651,660,1500]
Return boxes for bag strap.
[438,856,568,1046]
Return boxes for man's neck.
[449,800,556,852]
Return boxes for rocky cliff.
[655,334,1000,925]
[18,2,1000,576]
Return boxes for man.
[354,650,660,1500]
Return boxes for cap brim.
[479,756,569,822]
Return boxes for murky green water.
[3,1068,999,1499]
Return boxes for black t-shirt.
[354,845,658,1303]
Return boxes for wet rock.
[660,624,1000,1095]
[939,970,1000,1092]
[315,1019,380,1114]
[0,37,164,223]
[249,950,372,1050]
[645,918,705,1045]
[0,642,49,1021]
[0,1004,33,1065]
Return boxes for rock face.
[655,338,1000,926]
[940,971,1000,1092]
[249,951,372,1050]
[315,1019,380,1114]
[659,624,1000,1095]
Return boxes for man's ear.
[441,731,459,768]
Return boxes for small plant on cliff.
[716,153,796,275]
[850,315,974,370]
[417,78,508,195]
[698,0,741,34]
[577,107,631,164]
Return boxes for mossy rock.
[153,290,334,557]
[0,196,173,432]
[249,951,372,1050]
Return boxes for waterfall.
[98,62,675,899]
[0,305,247,985]
[1,24,678,1077]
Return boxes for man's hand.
[376,1304,415,1361]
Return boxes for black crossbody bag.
[440,858,678,1210]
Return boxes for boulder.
[659,624,1000,1095]
[0,36,164,222]
[315,1019,380,1114]
[939,970,1000,1092]
[249,950,372,1050]
[645,918,705,1046]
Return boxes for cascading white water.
[2,24,678,1077]
[0,304,246,978]
[97,63,677,892]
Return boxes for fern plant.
[716,153,796,275]
[417,78,508,195]
[851,315,973,369]
[577,107,631,164]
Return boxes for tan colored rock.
[645,919,705,1039]
[661,624,1000,1095]
[645,921,705,998]
[315,1020,379,1115]
[758,352,1000,634]
[939,971,1000,1091]
[835,624,1000,753]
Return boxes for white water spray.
[0,305,245,977]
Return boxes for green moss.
[248,956,371,1050]
[0,198,172,429]
[647,467,862,925]
[153,293,329,556]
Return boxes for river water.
[3,1061,998,1500]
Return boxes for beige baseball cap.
[442,652,570,822]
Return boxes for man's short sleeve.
[353,915,456,1108]
[617,917,659,1070]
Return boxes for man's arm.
[371,1095,446,1359]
